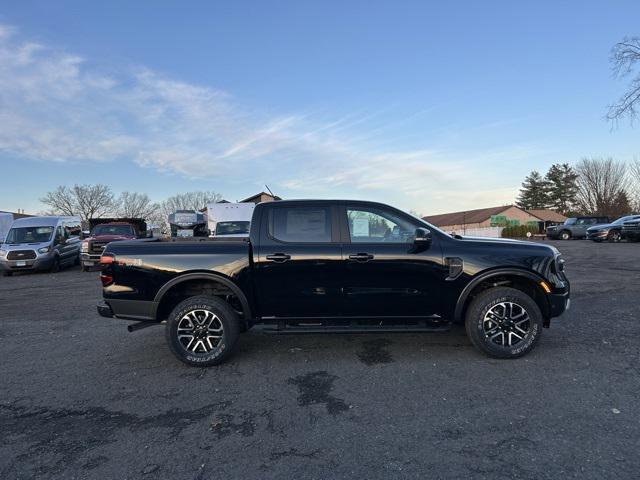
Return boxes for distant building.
[240,192,281,204]
[423,205,566,234]
[209,192,281,206]
[0,210,33,220]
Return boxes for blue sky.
[0,0,638,215]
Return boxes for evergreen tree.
[544,163,578,215]
[516,171,549,210]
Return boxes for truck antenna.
[265,184,276,198]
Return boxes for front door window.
[346,208,415,243]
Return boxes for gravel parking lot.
[1,240,639,479]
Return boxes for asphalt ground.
[1,240,639,479]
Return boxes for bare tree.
[40,184,115,222]
[160,191,223,218]
[575,158,630,217]
[72,184,115,221]
[40,186,76,216]
[115,192,160,219]
[630,159,640,211]
[607,36,640,123]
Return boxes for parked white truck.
[0,212,13,243]
[207,203,255,238]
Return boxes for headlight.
[0,249,7,257]
[81,241,89,252]
[38,246,51,254]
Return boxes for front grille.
[90,242,108,255]
[7,250,37,260]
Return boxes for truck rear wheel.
[465,287,543,358]
[165,295,240,367]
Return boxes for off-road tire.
[465,287,543,359]
[165,295,240,367]
[560,230,571,240]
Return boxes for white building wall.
[444,226,503,238]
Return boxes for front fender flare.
[454,268,547,322]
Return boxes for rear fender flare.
[153,272,251,321]
[454,268,547,322]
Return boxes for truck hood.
[458,235,559,254]
[85,234,136,242]
[586,223,616,232]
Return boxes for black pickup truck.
[97,199,570,366]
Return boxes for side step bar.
[127,321,158,333]
[259,318,451,335]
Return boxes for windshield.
[5,226,54,244]
[612,215,639,225]
[215,221,250,235]
[92,225,135,236]
[564,218,577,225]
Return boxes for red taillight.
[100,254,114,286]
[100,254,114,265]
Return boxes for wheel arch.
[454,268,550,325]
[153,272,252,322]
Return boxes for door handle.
[348,253,374,262]
[266,253,291,263]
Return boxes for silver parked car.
[0,216,82,276]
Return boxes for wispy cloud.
[0,24,536,213]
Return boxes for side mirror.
[414,227,432,248]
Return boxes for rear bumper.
[97,299,157,321]
[97,302,114,318]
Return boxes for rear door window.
[269,206,332,243]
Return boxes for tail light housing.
[100,254,115,286]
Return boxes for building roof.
[422,205,514,227]
[526,209,567,223]
[0,210,33,220]
[240,191,281,203]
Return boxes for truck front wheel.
[166,296,240,367]
[465,287,543,358]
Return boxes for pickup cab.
[97,200,570,366]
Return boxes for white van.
[0,216,82,276]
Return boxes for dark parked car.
[586,215,640,242]
[621,218,640,242]
[546,216,609,240]
[97,200,570,366]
